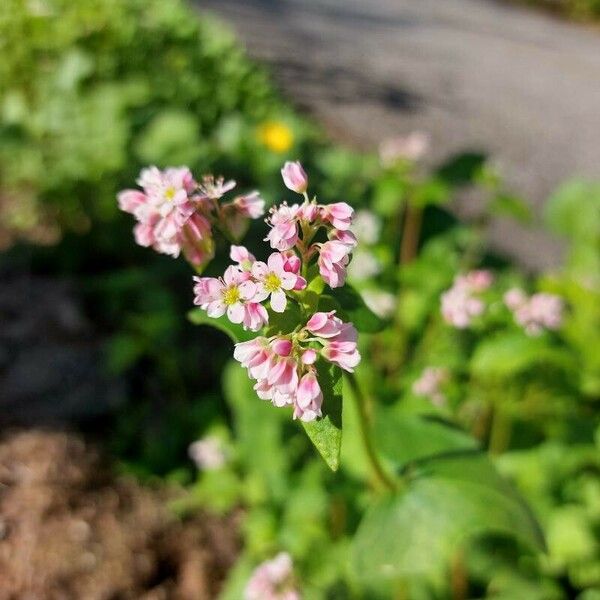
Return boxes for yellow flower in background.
[256,121,294,153]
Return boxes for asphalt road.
[196,0,600,268]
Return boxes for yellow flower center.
[264,272,282,293]
[222,286,241,306]
[164,187,176,201]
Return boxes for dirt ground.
[0,430,240,600]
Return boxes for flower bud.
[281,161,308,194]
[271,338,293,357]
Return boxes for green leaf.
[489,194,533,223]
[471,332,571,379]
[187,308,255,343]
[327,283,386,333]
[375,411,478,469]
[372,174,407,216]
[222,361,288,499]
[411,178,450,208]
[301,361,344,471]
[544,179,600,241]
[264,302,303,336]
[352,454,545,581]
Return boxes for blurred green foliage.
[0,0,283,246]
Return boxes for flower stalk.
[346,372,398,492]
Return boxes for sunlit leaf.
[375,411,478,468]
[470,332,573,378]
[352,454,545,581]
[301,361,343,471]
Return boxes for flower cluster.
[504,288,564,336]
[118,166,264,271]
[412,367,448,407]
[193,246,306,331]
[190,161,360,421]
[234,311,360,421]
[441,270,494,328]
[265,161,358,288]
[245,552,300,600]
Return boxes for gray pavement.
[196,0,600,269]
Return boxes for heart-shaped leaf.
[352,453,545,581]
[301,361,344,471]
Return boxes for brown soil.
[0,429,240,600]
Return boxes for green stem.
[346,373,398,492]
[488,403,512,455]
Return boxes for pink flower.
[244,552,300,600]
[252,252,300,312]
[504,288,527,310]
[320,202,354,231]
[294,371,323,421]
[306,315,360,372]
[180,213,215,270]
[441,271,493,328]
[197,175,236,199]
[281,252,306,290]
[230,245,256,271]
[306,311,345,338]
[441,286,484,328]
[379,131,430,167]
[243,302,270,331]
[234,338,273,380]
[119,166,203,260]
[234,191,265,218]
[188,436,228,470]
[529,293,563,330]
[133,219,158,248]
[412,367,448,407]
[505,289,563,336]
[117,189,147,217]
[281,161,308,194]
[322,338,361,372]
[458,270,494,292]
[301,349,318,365]
[318,240,351,288]
[330,229,358,248]
[137,166,197,210]
[271,338,293,356]
[193,266,260,329]
[297,202,319,222]
[266,203,300,251]
[266,355,299,394]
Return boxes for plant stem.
[346,373,398,492]
[488,403,512,455]
[399,201,423,265]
